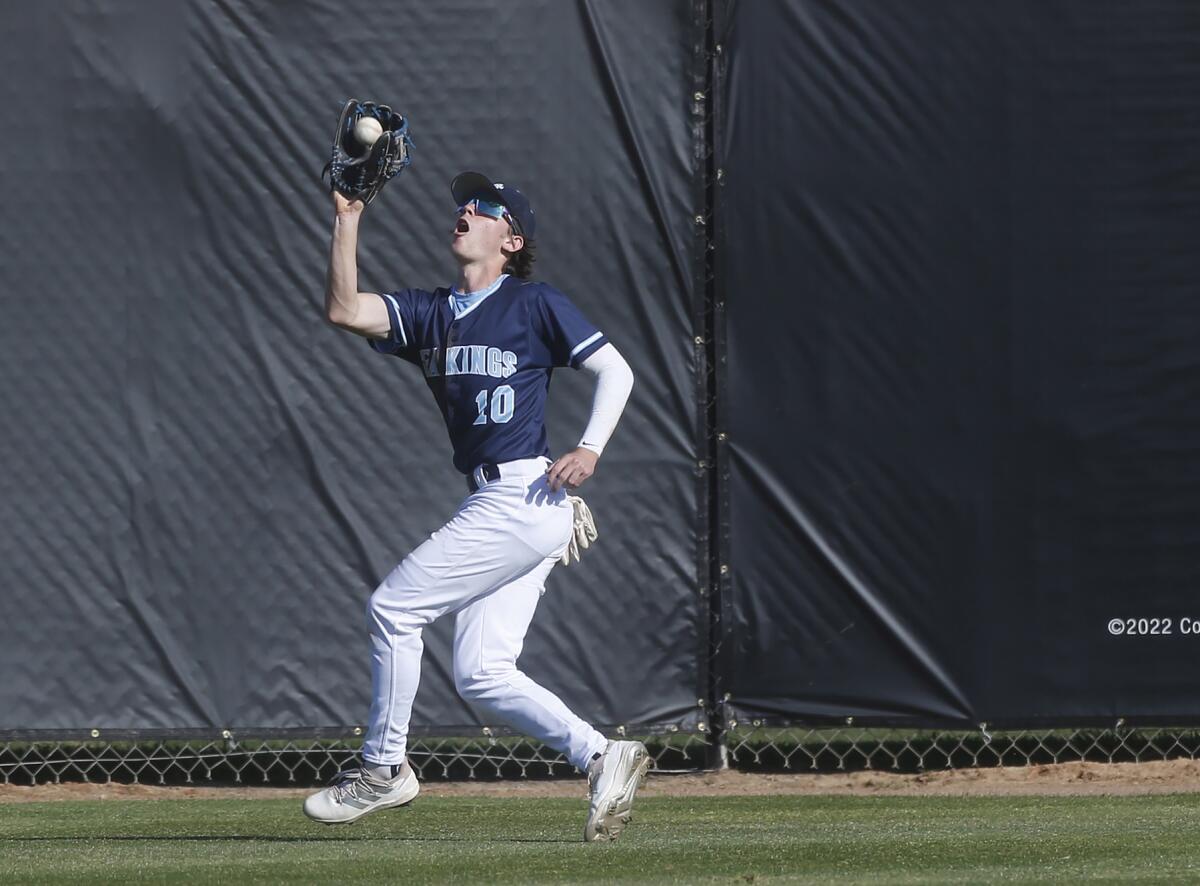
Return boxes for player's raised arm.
[324,191,391,338]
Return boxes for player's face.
[452,199,522,264]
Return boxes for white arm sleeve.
[577,343,634,456]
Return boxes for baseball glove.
[322,99,413,206]
[560,495,598,567]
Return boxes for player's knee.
[365,589,390,634]
[454,665,517,703]
[366,588,383,625]
[453,669,488,701]
[366,585,423,635]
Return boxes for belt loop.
[472,464,487,491]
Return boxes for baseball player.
[303,172,645,842]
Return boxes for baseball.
[354,116,384,147]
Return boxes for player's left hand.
[546,447,599,492]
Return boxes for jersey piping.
[378,292,409,346]
[570,331,604,360]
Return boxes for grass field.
[3,793,1199,884]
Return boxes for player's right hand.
[333,190,365,217]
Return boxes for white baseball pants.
[361,457,609,772]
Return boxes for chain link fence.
[725,724,1200,772]
[0,731,709,787]
[7,725,1200,786]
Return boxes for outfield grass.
[2,793,1199,884]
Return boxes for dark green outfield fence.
[3,1,1199,782]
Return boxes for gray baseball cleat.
[302,763,419,824]
[584,740,651,842]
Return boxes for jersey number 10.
[474,385,515,425]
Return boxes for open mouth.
[454,218,470,235]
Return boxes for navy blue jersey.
[369,276,608,474]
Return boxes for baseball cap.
[451,171,536,238]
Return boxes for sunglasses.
[457,197,523,234]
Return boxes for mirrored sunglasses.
[458,197,508,220]
[457,197,521,233]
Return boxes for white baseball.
[354,116,384,147]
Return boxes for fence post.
[693,0,730,772]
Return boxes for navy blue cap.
[451,171,536,238]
